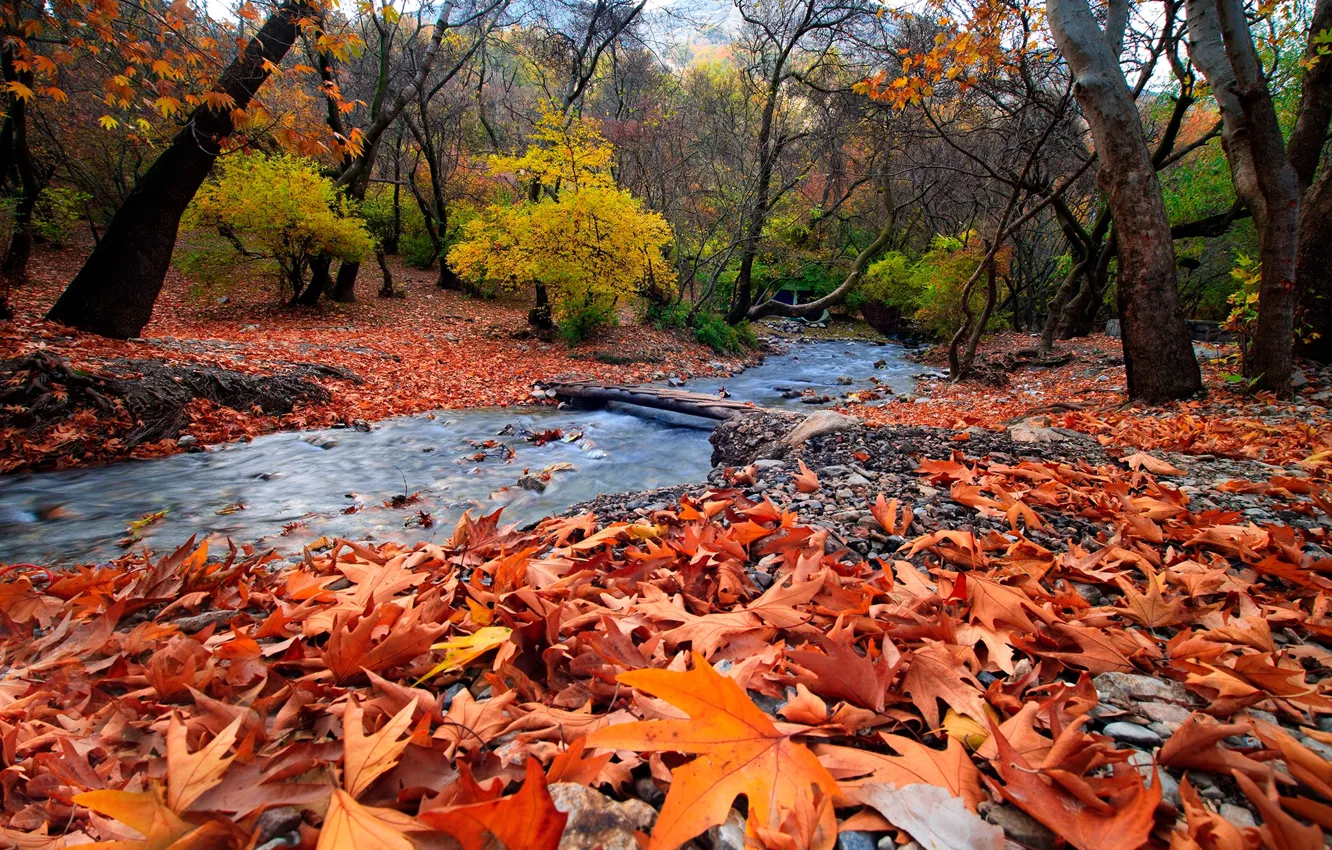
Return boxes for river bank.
[0,243,755,474]
[0,340,925,564]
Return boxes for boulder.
[784,411,861,447]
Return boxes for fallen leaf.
[587,652,838,850]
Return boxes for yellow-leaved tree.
[448,112,675,341]
[184,154,374,305]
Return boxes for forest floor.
[0,243,748,473]
[3,246,1332,849]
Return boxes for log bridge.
[539,380,767,421]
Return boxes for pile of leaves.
[1,448,1331,849]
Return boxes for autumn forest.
[1,0,1331,846]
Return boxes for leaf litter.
[0,429,1330,850]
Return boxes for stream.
[0,340,927,564]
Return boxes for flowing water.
[0,340,928,564]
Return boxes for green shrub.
[557,297,619,344]
[645,301,691,330]
[399,230,440,269]
[693,311,757,354]
[34,187,90,247]
[858,235,1009,339]
[646,303,757,353]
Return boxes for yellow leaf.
[5,81,34,102]
[72,788,199,850]
[416,626,511,684]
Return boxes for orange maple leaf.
[418,759,567,850]
[586,652,839,850]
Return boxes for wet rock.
[836,375,854,385]
[518,473,547,492]
[1102,721,1163,748]
[549,783,656,850]
[177,434,198,447]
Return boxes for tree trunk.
[1216,0,1298,395]
[331,260,359,302]
[298,255,334,306]
[1,57,38,288]
[1295,165,1332,362]
[1046,0,1201,401]
[376,247,395,297]
[46,0,308,338]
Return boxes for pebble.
[1128,750,1179,805]
[177,435,198,447]
[1219,804,1256,828]
[1094,672,1191,706]
[984,804,1056,850]
[1102,721,1163,748]
[836,832,875,850]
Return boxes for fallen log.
[539,380,766,421]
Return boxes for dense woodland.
[0,0,1328,400]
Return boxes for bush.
[692,311,757,354]
[184,154,374,299]
[448,113,676,312]
[557,296,619,344]
[647,302,757,354]
[859,235,1009,339]
[34,187,90,247]
[399,230,440,269]
[645,301,691,330]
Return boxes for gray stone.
[1136,702,1192,729]
[845,473,872,486]
[1128,750,1179,805]
[784,411,861,446]
[984,803,1056,850]
[836,832,875,850]
[820,464,852,477]
[1219,804,1256,829]
[549,783,656,850]
[177,434,198,447]
[1102,721,1163,748]
[1291,369,1307,388]
[1094,672,1191,706]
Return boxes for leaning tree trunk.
[1046,0,1201,401]
[46,0,308,338]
